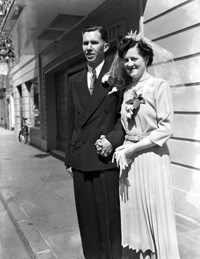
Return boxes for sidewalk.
[0,127,200,259]
[0,128,84,259]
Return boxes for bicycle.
[18,117,29,144]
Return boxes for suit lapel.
[81,62,111,126]
[74,69,90,108]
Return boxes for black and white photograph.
[0,0,200,258]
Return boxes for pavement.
[0,127,200,259]
[0,127,84,259]
[0,198,31,259]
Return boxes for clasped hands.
[95,136,134,169]
[95,135,113,157]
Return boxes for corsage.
[125,90,145,119]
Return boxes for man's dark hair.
[82,25,108,42]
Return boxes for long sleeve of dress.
[148,80,174,146]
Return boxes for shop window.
[32,83,40,127]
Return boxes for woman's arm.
[114,138,155,168]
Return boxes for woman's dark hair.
[82,25,108,42]
[118,37,154,66]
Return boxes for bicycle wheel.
[24,125,28,144]
[18,127,28,144]
[24,132,28,144]
[18,129,24,142]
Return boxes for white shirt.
[87,60,105,90]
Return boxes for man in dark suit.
[65,25,124,259]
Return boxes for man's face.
[82,30,109,68]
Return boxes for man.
[65,25,124,259]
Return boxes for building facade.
[1,0,200,231]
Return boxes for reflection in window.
[33,83,40,127]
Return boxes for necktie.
[89,69,96,95]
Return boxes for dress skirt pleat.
[120,144,180,259]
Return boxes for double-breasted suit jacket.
[65,61,125,171]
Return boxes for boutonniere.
[102,74,125,95]
[102,74,110,84]
[125,90,145,120]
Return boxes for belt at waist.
[125,133,150,142]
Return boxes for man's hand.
[95,135,113,157]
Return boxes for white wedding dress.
[119,76,180,259]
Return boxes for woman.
[109,31,180,259]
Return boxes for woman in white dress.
[109,31,180,259]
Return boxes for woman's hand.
[112,143,135,169]
[115,143,135,155]
[115,138,156,167]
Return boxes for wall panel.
[173,114,200,140]
[144,0,186,21]
[172,164,200,194]
[168,139,200,169]
[12,58,39,88]
[144,1,200,39]
[173,188,200,222]
[172,86,200,112]
[144,0,200,224]
[154,27,200,59]
[148,56,200,85]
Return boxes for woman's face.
[123,45,148,81]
